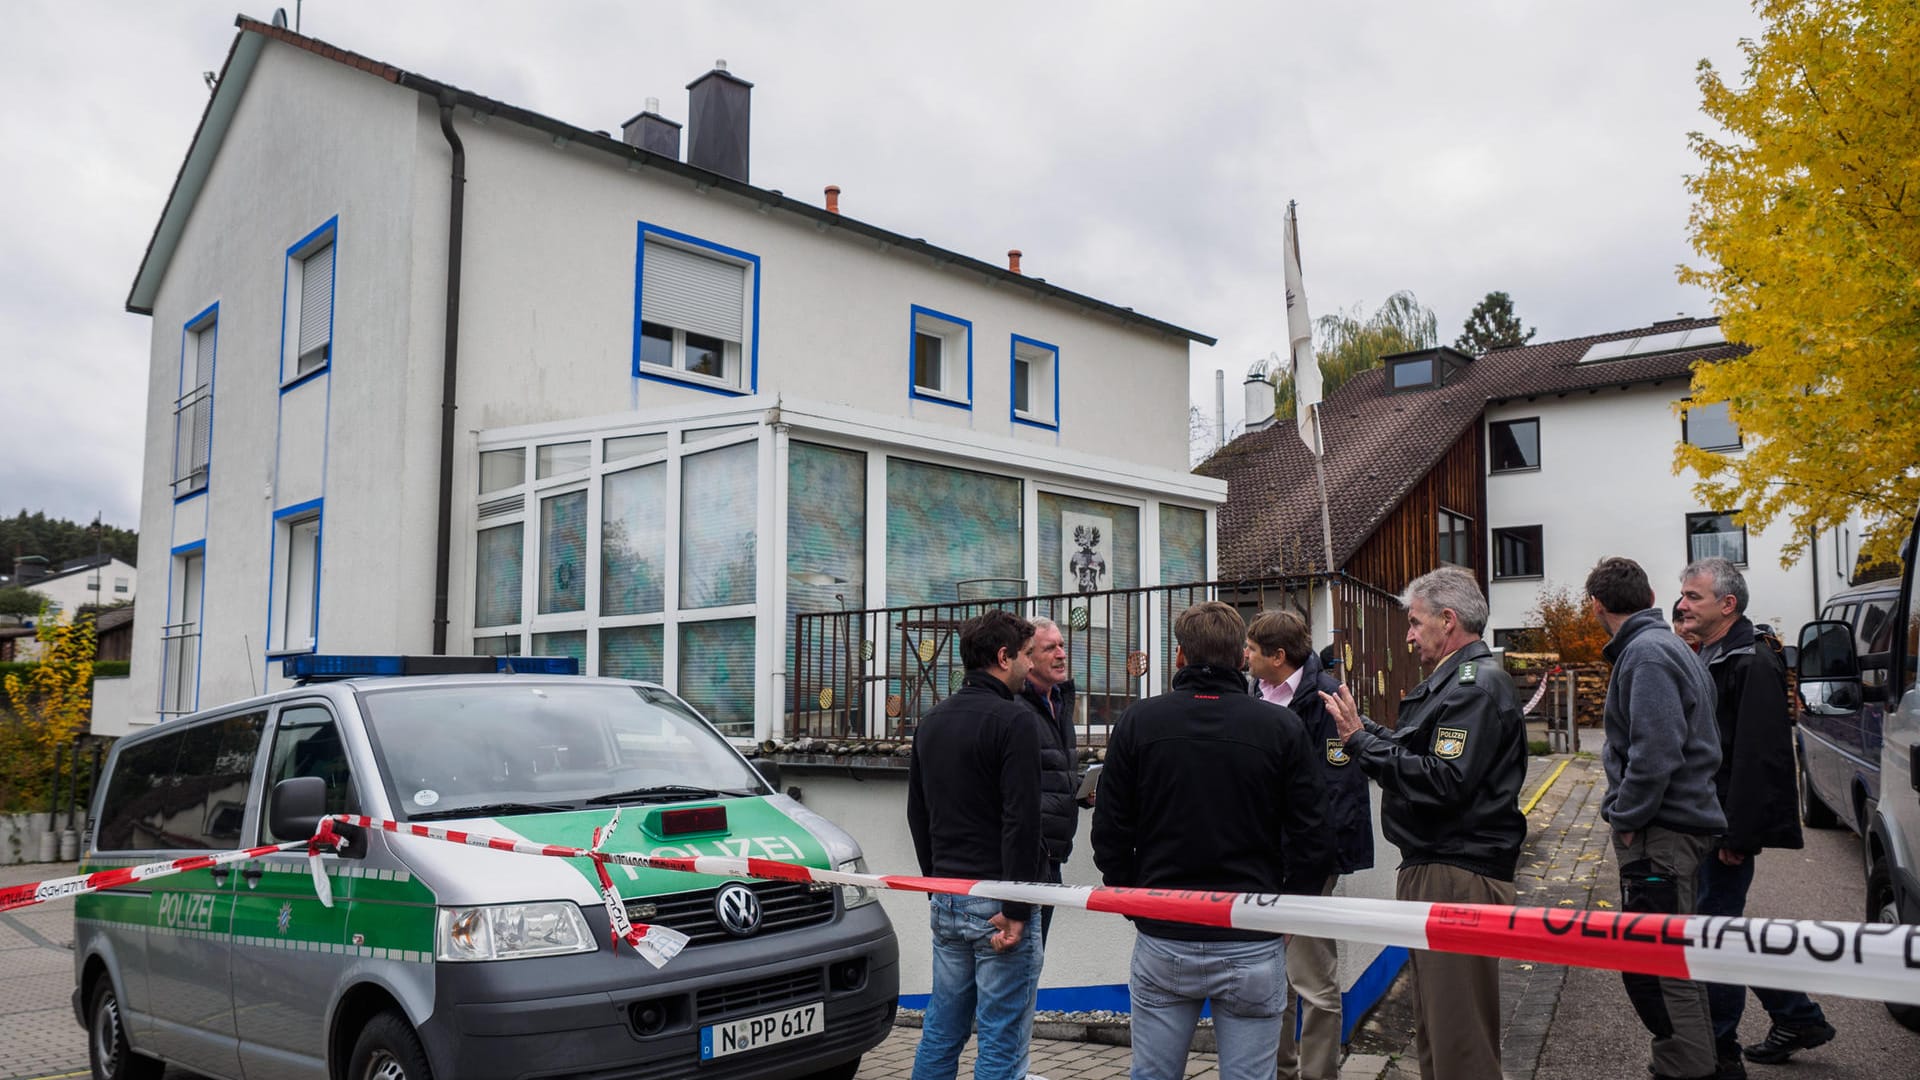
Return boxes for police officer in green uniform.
[1321,566,1527,1080]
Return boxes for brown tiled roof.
[1198,317,1745,579]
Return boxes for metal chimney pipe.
[1215,370,1226,448]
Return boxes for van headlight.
[436,902,596,961]
[837,857,877,909]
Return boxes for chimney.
[12,555,49,585]
[1007,249,1022,275]
[1214,370,1227,449]
[621,96,682,160]
[824,185,840,214]
[1244,373,1276,432]
[686,60,753,182]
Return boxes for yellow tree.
[1,612,96,810]
[1678,0,1920,566]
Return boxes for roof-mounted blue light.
[281,654,581,682]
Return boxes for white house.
[2,554,137,661]
[113,17,1226,1003]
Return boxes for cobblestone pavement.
[0,859,82,1080]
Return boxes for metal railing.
[158,619,199,716]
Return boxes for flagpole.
[1310,404,1335,575]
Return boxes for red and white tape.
[11,811,1918,1007]
[1520,665,1562,716]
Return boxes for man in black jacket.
[1093,601,1332,1080]
[1246,609,1372,1080]
[1321,566,1526,1080]
[1677,558,1836,1077]
[906,609,1044,1080]
[1017,616,1079,944]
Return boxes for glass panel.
[684,423,755,447]
[262,706,357,842]
[1160,506,1207,584]
[603,462,667,616]
[1494,527,1543,579]
[1391,358,1434,388]
[479,448,525,494]
[679,618,755,736]
[787,443,867,711]
[685,332,726,379]
[1014,358,1031,413]
[473,634,519,656]
[97,735,180,850]
[913,333,943,392]
[474,524,523,627]
[538,490,588,614]
[601,624,665,683]
[885,459,1022,606]
[168,714,265,849]
[605,433,669,462]
[282,517,319,649]
[1039,493,1140,696]
[680,441,758,609]
[531,630,586,667]
[1685,401,1740,450]
[639,321,674,368]
[1489,420,1540,471]
[1688,513,1747,565]
[536,441,590,479]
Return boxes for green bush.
[0,660,128,682]
[1527,739,1553,756]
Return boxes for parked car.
[1795,578,1902,832]
[73,655,897,1080]
[1796,512,1920,1032]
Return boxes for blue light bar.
[282,654,581,681]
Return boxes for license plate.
[700,1001,825,1060]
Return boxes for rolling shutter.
[297,241,334,363]
[642,241,745,342]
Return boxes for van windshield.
[356,682,764,820]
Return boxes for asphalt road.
[1535,819,1920,1080]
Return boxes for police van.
[72,655,898,1080]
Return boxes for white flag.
[1283,202,1324,456]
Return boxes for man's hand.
[1616,829,1637,847]
[988,912,1027,952]
[1320,683,1363,740]
[1717,848,1746,866]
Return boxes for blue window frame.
[908,305,972,409]
[161,539,206,716]
[1009,334,1059,430]
[266,498,325,656]
[173,302,219,501]
[632,222,760,397]
[280,216,338,391]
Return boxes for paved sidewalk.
[0,859,81,1080]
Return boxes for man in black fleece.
[1093,601,1331,1080]
[1017,616,1079,944]
[907,609,1044,1080]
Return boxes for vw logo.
[715,883,763,937]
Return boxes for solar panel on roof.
[1578,324,1724,363]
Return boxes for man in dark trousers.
[1590,556,1725,1080]
[1093,601,1332,1080]
[1245,608,1372,1080]
[1676,557,1836,1077]
[906,609,1044,1080]
[1320,566,1526,1080]
[1017,616,1079,943]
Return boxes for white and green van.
[72,656,898,1080]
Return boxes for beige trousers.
[1397,863,1514,1080]
[1277,876,1342,1080]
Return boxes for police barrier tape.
[8,811,1919,1007]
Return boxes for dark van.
[1795,580,1901,833]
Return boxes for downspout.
[431,93,467,654]
[1809,527,1822,617]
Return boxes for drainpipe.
[1809,528,1821,617]
[431,94,467,654]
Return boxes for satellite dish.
[272,8,288,28]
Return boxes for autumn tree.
[1454,291,1536,354]
[1678,0,1920,565]
[1274,290,1439,420]
[1519,583,1611,665]
[0,613,96,811]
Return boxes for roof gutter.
[430,94,467,655]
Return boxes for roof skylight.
[1578,323,1726,363]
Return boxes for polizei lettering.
[156,891,218,931]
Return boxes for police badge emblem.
[1434,726,1468,759]
[1326,739,1350,766]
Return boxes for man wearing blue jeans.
[907,609,1045,1080]
[1092,601,1332,1080]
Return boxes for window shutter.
[195,324,216,388]
[642,241,746,342]
[298,241,335,360]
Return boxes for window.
[114,576,129,594]
[1683,399,1741,452]
[474,523,523,628]
[95,713,264,851]
[909,306,972,407]
[1686,511,1747,565]
[272,506,322,653]
[1437,509,1473,568]
[1489,418,1540,472]
[282,218,338,384]
[173,309,216,498]
[479,448,526,494]
[1389,357,1435,390]
[1492,628,1539,651]
[635,228,756,394]
[161,546,203,716]
[261,706,358,842]
[1011,335,1059,429]
[1492,526,1544,580]
[87,574,101,593]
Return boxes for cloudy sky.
[0,1,1763,535]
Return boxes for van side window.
[262,704,359,842]
[1906,586,1920,698]
[96,714,264,851]
[1859,598,1896,692]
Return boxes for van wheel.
[1798,752,1838,828]
[1867,862,1920,1032]
[349,1010,435,1080]
[803,1057,861,1080]
[87,980,162,1080]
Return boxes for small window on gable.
[636,230,756,394]
[1011,335,1058,429]
[1682,399,1741,452]
[910,307,971,408]
[1390,356,1435,390]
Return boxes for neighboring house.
[5,554,137,621]
[119,17,1223,739]
[1201,316,1858,707]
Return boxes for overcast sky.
[0,1,1763,535]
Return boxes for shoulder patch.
[1458,661,1477,685]
[1325,739,1351,767]
[1434,726,1468,759]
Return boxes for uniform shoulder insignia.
[1434,726,1468,759]
[1458,661,1477,685]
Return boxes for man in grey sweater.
[1587,556,1726,1080]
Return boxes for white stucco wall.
[1484,386,1846,640]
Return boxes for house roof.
[1197,316,1744,579]
[5,553,126,589]
[126,18,1215,347]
